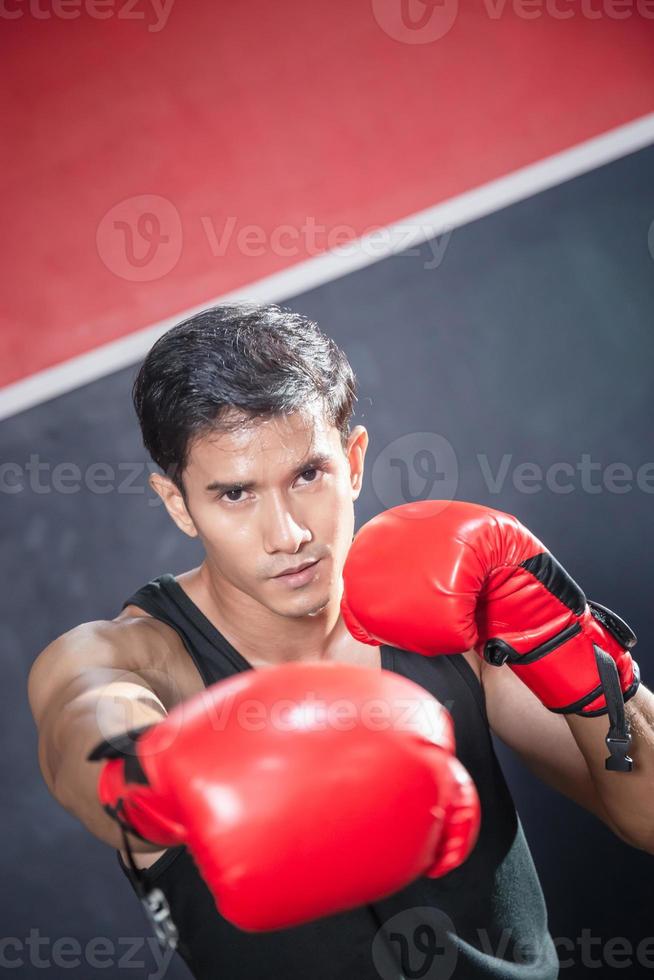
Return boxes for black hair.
[132,303,357,493]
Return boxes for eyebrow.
[203,452,335,494]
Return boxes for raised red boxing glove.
[342,500,640,772]
[88,661,480,935]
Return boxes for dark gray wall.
[4,145,654,978]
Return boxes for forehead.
[186,409,339,477]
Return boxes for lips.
[274,560,319,578]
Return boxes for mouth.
[273,559,320,579]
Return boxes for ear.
[149,472,199,538]
[346,425,368,501]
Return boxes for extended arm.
[27,618,170,853]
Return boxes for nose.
[261,491,312,555]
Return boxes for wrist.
[88,726,185,847]
[480,597,640,773]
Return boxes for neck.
[182,560,352,667]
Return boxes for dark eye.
[222,488,244,502]
[300,468,318,482]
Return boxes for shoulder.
[117,603,152,620]
[114,602,184,661]
[27,617,164,727]
[113,601,205,702]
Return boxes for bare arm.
[28,617,175,853]
[479,655,637,845]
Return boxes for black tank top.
[117,573,559,980]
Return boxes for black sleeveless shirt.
[117,573,559,980]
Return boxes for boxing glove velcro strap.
[587,599,637,650]
[594,645,634,773]
[87,725,154,767]
[481,597,638,707]
[482,623,581,669]
[482,601,639,773]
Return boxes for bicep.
[28,619,171,722]
[480,658,628,838]
[28,622,168,783]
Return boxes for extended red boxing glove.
[88,661,480,937]
[342,501,640,773]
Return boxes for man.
[28,303,653,979]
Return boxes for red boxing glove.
[88,662,480,935]
[342,501,640,772]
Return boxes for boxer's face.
[153,408,368,619]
